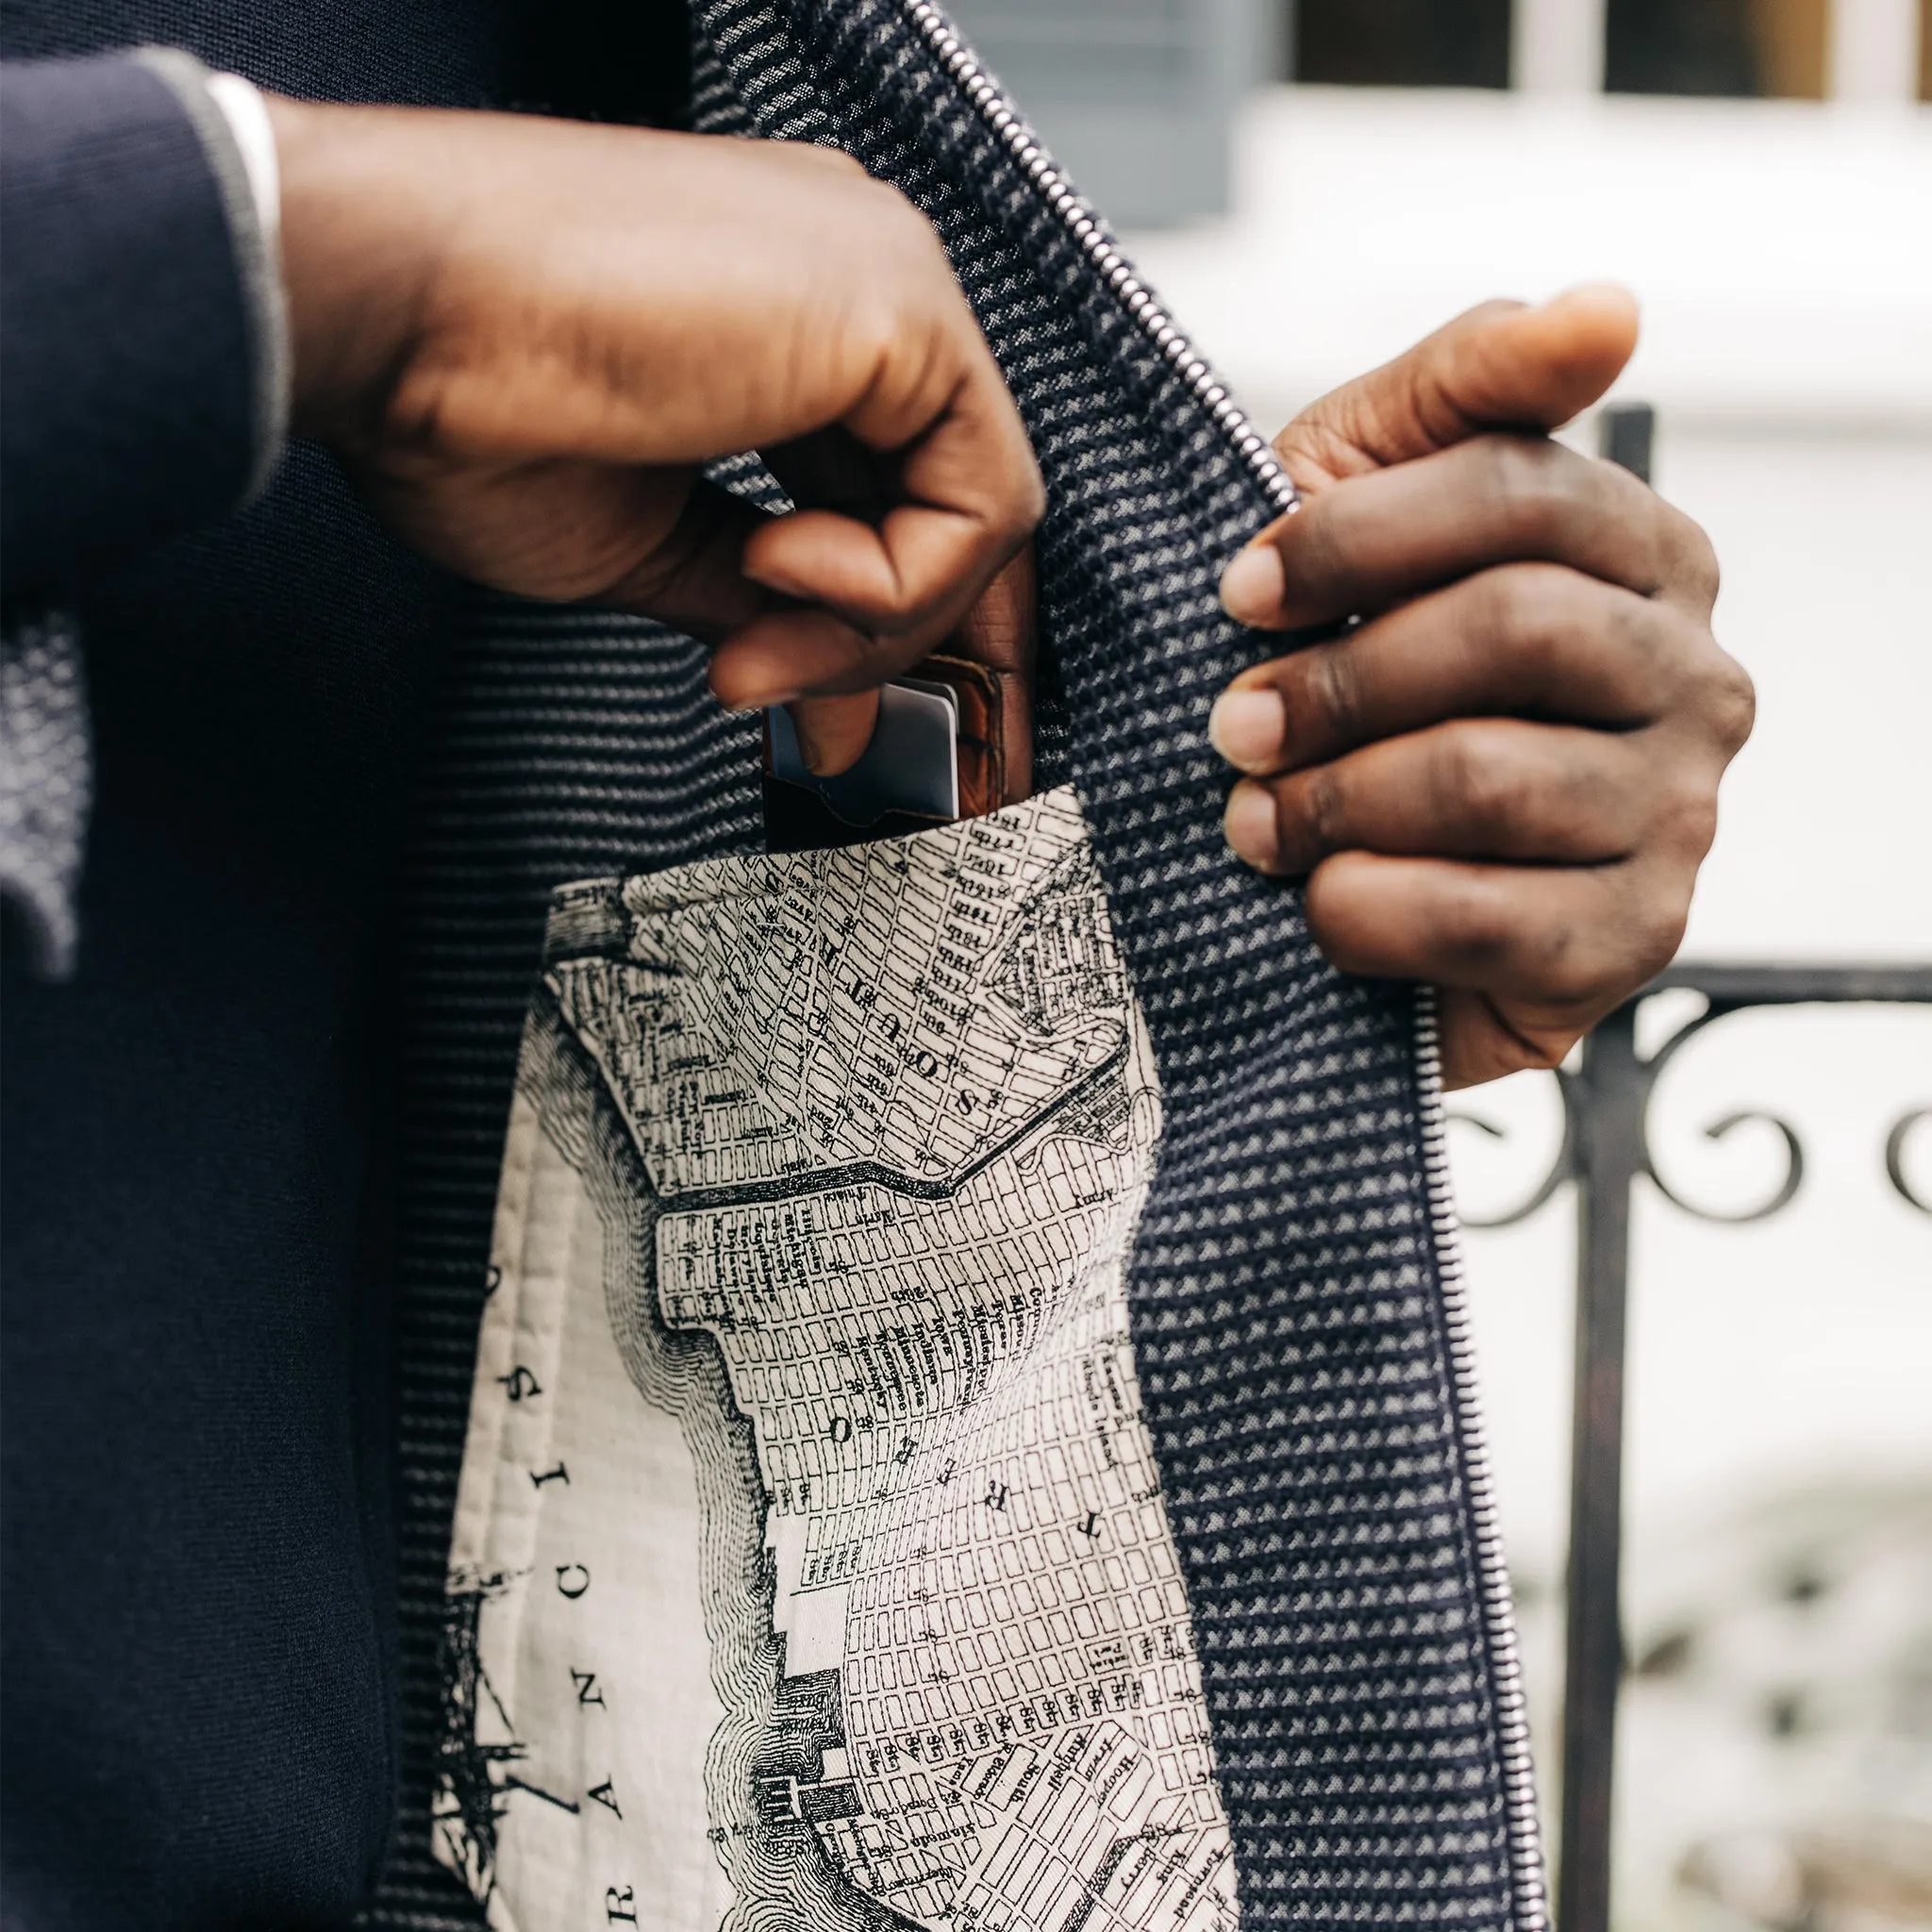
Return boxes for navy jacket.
[4,8,1551,1931]
[0,6,683,1925]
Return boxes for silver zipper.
[896,5,1549,1923]
[1414,986,1551,1932]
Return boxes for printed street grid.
[436,789,1239,1932]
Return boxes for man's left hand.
[1209,286,1755,1089]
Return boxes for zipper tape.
[1416,987,1552,1932]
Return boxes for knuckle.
[1439,867,1690,1017]
[1300,763,1352,852]
[1601,469,1674,589]
[1651,753,1720,852]
[1434,872,1521,969]
[1663,503,1722,608]
[1609,591,1679,697]
[1441,724,1530,832]
[1474,434,1541,514]
[1478,436,1590,549]
[1531,925,1623,1010]
[1474,566,1535,657]
[1573,745,1637,835]
[1544,882,1685,1010]
[1498,886,1630,1010]
[1480,566,1577,686]
[1487,439,1683,591]
[1306,642,1366,748]
[1664,782,1720,862]
[1704,648,1757,756]
[1657,622,1755,757]
[1626,887,1691,985]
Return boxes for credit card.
[895,676,960,729]
[767,681,960,827]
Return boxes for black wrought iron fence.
[1457,959,1932,1932]
[1456,401,1932,1932]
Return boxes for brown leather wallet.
[761,551,1036,853]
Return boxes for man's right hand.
[266,99,1043,774]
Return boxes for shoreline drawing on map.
[435,787,1240,1932]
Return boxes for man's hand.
[1208,287,1754,1089]
[265,99,1043,775]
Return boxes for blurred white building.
[957,3,1932,1923]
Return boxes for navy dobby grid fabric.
[363,7,1536,1927]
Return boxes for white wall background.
[1124,82,1932,1928]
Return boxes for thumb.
[1273,283,1640,492]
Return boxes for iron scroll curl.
[1447,978,1932,1232]
[1887,1108,1932,1216]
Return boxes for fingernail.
[1219,543,1286,625]
[1208,687,1286,772]
[1223,782,1280,873]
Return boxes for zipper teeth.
[902,0,1299,522]
[1414,986,1550,1932]
[895,5,1548,1918]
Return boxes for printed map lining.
[437,788,1240,1932]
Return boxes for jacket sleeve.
[0,51,287,608]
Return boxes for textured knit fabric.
[0,2,675,1924]
[0,614,91,976]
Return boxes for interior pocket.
[434,785,1240,1932]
